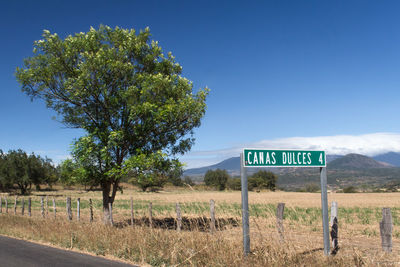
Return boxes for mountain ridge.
[184,152,400,178]
[373,152,400,167]
[327,153,391,169]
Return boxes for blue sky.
[1,1,400,168]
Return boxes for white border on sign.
[242,148,327,168]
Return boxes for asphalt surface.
[0,235,137,267]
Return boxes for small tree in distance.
[227,177,241,190]
[248,170,277,191]
[204,169,229,191]
[0,149,57,194]
[183,176,195,186]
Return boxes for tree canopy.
[0,149,57,194]
[248,170,277,191]
[204,169,229,191]
[16,25,208,222]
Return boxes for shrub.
[343,186,357,193]
[227,177,241,190]
[183,176,195,186]
[248,170,277,191]
[204,169,229,191]
[303,183,320,193]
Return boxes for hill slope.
[184,157,241,177]
[328,153,391,169]
[184,153,400,189]
[373,152,400,167]
[184,154,344,177]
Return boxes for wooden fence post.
[53,198,56,219]
[176,203,182,231]
[330,201,338,254]
[210,199,216,233]
[46,196,48,216]
[66,197,72,221]
[21,198,25,216]
[5,198,8,213]
[77,198,80,221]
[14,196,17,215]
[276,203,285,242]
[130,197,134,227]
[28,198,31,217]
[149,202,153,228]
[89,199,93,223]
[108,202,113,225]
[41,196,45,218]
[380,208,393,253]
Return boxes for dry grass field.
[0,187,399,266]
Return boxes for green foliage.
[343,186,357,193]
[0,150,12,191]
[8,150,30,193]
[204,169,229,191]
[167,162,184,186]
[301,183,320,193]
[58,159,90,188]
[16,25,208,209]
[0,149,57,194]
[183,176,195,186]
[227,177,241,190]
[58,159,76,186]
[217,171,277,192]
[248,170,277,191]
[28,154,58,189]
[168,176,183,186]
[126,152,182,192]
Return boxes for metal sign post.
[240,153,250,255]
[240,149,330,256]
[320,167,330,255]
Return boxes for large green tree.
[16,26,208,223]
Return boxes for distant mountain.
[279,153,398,190]
[184,157,241,177]
[184,153,396,178]
[373,152,400,167]
[326,155,343,162]
[328,153,391,169]
[184,152,400,188]
[184,154,342,178]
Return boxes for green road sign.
[243,149,326,167]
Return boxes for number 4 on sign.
[319,153,324,164]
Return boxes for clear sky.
[1,1,400,168]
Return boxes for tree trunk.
[102,180,118,225]
[19,183,28,195]
[102,185,112,224]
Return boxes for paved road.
[0,235,137,267]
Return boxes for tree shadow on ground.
[114,216,240,232]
